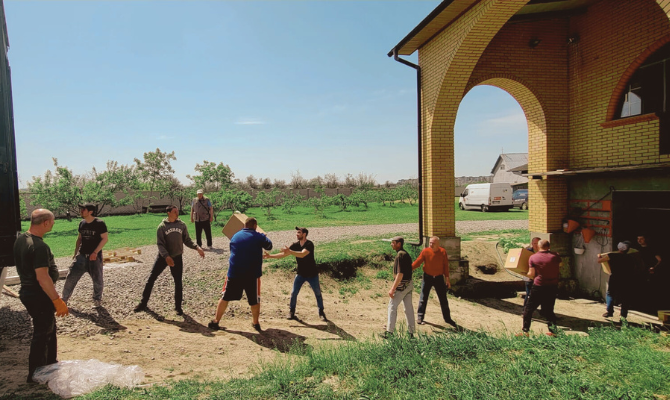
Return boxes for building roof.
[389,0,602,57]
[491,153,528,175]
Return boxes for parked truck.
[458,183,513,212]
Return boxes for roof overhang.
[523,162,670,179]
[389,0,603,57]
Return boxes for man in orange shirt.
[412,236,456,327]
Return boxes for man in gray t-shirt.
[190,189,214,249]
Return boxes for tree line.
[24,148,418,220]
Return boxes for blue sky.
[5,1,527,187]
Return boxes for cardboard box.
[597,253,613,275]
[222,213,265,239]
[658,310,670,323]
[504,248,533,274]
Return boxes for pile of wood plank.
[103,247,142,263]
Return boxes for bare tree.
[308,175,324,189]
[324,173,340,189]
[245,175,259,189]
[356,172,377,189]
[259,177,272,189]
[273,178,287,189]
[290,170,308,189]
[344,173,357,188]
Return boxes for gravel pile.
[0,220,527,340]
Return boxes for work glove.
[52,298,69,317]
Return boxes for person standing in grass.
[264,226,326,321]
[61,203,108,307]
[14,209,69,383]
[209,217,272,332]
[385,236,415,337]
[412,236,457,327]
[134,205,205,316]
[521,239,560,336]
[190,189,214,249]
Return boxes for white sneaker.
[94,299,102,308]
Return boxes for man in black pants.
[190,189,214,249]
[520,239,561,336]
[135,205,205,315]
[14,209,69,383]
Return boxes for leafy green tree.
[134,148,176,204]
[28,158,82,216]
[160,176,191,214]
[332,193,350,211]
[187,160,234,192]
[306,186,329,217]
[19,196,28,219]
[281,191,304,214]
[81,161,135,216]
[255,188,283,218]
[212,189,253,221]
[349,189,374,209]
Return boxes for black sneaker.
[252,323,262,332]
[175,308,184,316]
[602,312,613,318]
[208,321,221,330]
[133,303,147,313]
[319,310,328,321]
[445,319,458,327]
[286,313,297,320]
[381,331,392,339]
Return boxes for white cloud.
[235,118,266,125]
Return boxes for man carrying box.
[520,239,560,336]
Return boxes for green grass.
[59,326,670,400]
[27,200,527,258]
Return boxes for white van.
[459,183,513,212]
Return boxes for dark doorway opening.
[612,190,670,312]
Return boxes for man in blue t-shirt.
[209,217,272,332]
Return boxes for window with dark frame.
[617,42,670,154]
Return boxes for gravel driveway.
[0,220,527,340]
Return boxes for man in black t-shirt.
[14,209,69,383]
[62,203,108,307]
[264,227,325,321]
[385,236,415,337]
[636,234,664,309]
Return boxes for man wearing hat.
[190,189,214,249]
[62,203,108,307]
[264,227,326,321]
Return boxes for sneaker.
[175,308,184,316]
[381,331,392,339]
[515,331,530,337]
[319,310,328,321]
[207,246,214,250]
[133,303,147,313]
[417,318,425,325]
[602,312,613,318]
[93,299,102,308]
[286,313,297,320]
[545,332,557,337]
[208,321,221,330]
[445,318,458,327]
[252,323,262,332]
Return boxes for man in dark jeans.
[190,189,214,249]
[14,209,69,383]
[135,205,205,315]
[521,239,561,336]
[412,236,456,327]
[523,237,541,309]
[598,241,637,321]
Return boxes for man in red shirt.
[412,236,456,327]
[521,239,561,336]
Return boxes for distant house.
[491,153,528,189]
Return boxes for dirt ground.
[1,241,662,398]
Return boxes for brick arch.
[604,34,670,122]
[419,0,529,237]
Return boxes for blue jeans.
[606,290,629,318]
[62,254,104,302]
[289,274,324,313]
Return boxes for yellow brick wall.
[569,0,670,168]
[416,0,670,236]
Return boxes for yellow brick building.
[391,0,670,299]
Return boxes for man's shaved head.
[31,209,54,226]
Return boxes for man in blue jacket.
[209,217,272,331]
